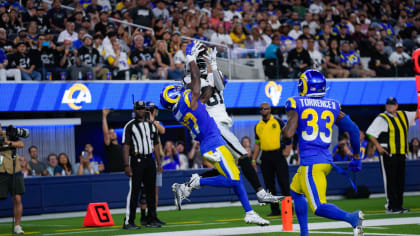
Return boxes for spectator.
[81,16,94,35]
[130,35,156,80]
[210,24,233,48]
[130,0,154,28]
[0,47,21,81]
[332,133,353,162]
[58,153,73,176]
[408,138,420,160]
[176,141,189,170]
[102,108,124,172]
[58,40,77,79]
[0,28,14,53]
[46,153,63,176]
[173,40,188,75]
[46,0,67,32]
[19,156,33,177]
[368,40,395,77]
[169,31,181,55]
[72,28,87,49]
[27,145,48,176]
[360,130,368,160]
[106,40,134,80]
[75,34,109,80]
[195,26,208,41]
[389,42,412,77]
[288,23,302,40]
[247,26,267,55]
[94,10,114,37]
[224,2,241,22]
[241,136,253,158]
[9,42,41,81]
[85,0,103,15]
[57,22,78,44]
[366,97,418,214]
[325,39,349,78]
[75,151,99,175]
[188,140,202,169]
[37,34,66,80]
[32,5,48,34]
[152,0,169,22]
[263,34,287,79]
[13,28,29,46]
[230,24,246,48]
[340,41,375,78]
[27,21,38,49]
[0,12,16,34]
[161,141,180,170]
[82,143,104,173]
[287,38,312,78]
[155,40,182,80]
[307,38,325,72]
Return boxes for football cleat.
[14,225,24,234]
[187,173,201,190]
[257,189,284,204]
[353,210,364,236]
[172,183,192,210]
[244,211,270,226]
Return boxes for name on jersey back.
[299,98,336,109]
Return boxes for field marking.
[0,232,40,236]
[364,226,388,229]
[167,220,202,225]
[309,231,420,235]
[43,229,119,235]
[119,217,420,236]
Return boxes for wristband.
[252,160,256,163]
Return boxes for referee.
[122,101,162,229]
[366,97,418,214]
[252,102,291,216]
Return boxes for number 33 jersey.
[285,96,340,165]
[173,89,226,154]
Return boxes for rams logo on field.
[265,81,282,106]
[61,83,92,110]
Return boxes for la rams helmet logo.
[61,83,92,110]
[265,81,282,106]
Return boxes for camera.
[0,125,29,146]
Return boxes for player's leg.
[290,167,309,236]
[304,164,363,230]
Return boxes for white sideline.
[118,217,420,236]
[0,191,419,223]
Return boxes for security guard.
[0,130,25,234]
[122,101,163,229]
[366,97,418,214]
[252,102,291,216]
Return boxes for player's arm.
[336,111,360,159]
[282,109,298,143]
[186,41,205,110]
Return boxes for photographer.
[0,126,27,234]
[332,133,353,162]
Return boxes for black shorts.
[0,173,25,199]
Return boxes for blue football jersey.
[173,89,225,154]
[285,96,341,165]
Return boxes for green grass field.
[0,196,419,236]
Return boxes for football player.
[183,47,283,204]
[282,69,364,236]
[160,41,269,226]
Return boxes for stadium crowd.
[0,0,419,81]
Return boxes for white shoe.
[172,183,192,211]
[244,210,270,226]
[188,173,200,190]
[353,211,364,236]
[256,189,284,204]
[14,225,24,234]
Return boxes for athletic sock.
[315,203,355,227]
[232,178,253,212]
[238,156,262,192]
[200,175,234,187]
[291,190,309,236]
[141,209,146,218]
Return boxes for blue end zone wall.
[0,79,416,112]
[1,160,419,217]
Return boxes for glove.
[203,47,218,69]
[348,158,362,172]
[186,41,205,64]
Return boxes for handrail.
[180,35,231,80]
[42,0,154,34]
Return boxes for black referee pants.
[379,153,406,210]
[125,155,156,225]
[260,149,290,212]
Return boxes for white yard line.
[118,217,420,236]
[43,229,119,235]
[308,231,420,236]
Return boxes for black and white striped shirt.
[122,119,159,155]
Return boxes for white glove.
[203,47,218,69]
[186,41,206,64]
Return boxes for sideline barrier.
[0,160,419,217]
[0,79,416,112]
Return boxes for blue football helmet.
[298,69,326,98]
[160,85,184,110]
